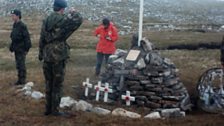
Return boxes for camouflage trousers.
[43,60,66,113]
[15,52,27,84]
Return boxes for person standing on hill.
[94,18,119,76]
[10,9,31,85]
[39,0,82,116]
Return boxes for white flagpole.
[138,0,144,46]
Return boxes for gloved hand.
[69,7,76,13]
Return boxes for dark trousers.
[15,52,26,84]
[95,52,111,75]
[43,60,65,113]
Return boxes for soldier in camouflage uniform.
[39,0,82,116]
[10,9,31,85]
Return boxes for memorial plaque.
[126,50,141,61]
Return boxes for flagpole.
[138,0,144,47]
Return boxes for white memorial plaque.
[126,50,140,61]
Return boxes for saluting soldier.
[39,0,82,116]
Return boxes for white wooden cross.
[83,78,93,97]
[94,82,113,102]
[102,83,113,102]
[121,91,135,106]
[94,81,104,101]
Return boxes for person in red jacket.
[94,18,119,76]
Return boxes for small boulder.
[60,96,77,108]
[73,100,93,112]
[31,91,45,100]
[90,107,111,115]
[160,108,185,118]
[112,108,141,119]
[144,112,161,119]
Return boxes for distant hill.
[1,0,223,34]
[1,0,223,24]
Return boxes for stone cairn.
[100,36,192,111]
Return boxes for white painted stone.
[160,108,185,118]
[144,112,161,119]
[60,96,77,108]
[24,90,32,96]
[75,100,93,112]
[21,82,34,92]
[16,82,33,96]
[31,91,45,100]
[180,111,186,117]
[112,108,141,119]
[90,107,111,115]
[25,82,34,87]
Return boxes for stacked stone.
[101,39,191,111]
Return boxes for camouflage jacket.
[39,11,82,62]
[10,21,31,53]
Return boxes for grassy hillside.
[0,16,224,126]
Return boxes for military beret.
[11,9,21,17]
[53,0,67,8]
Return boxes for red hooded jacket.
[95,22,119,54]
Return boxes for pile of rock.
[101,38,192,111]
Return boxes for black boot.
[44,105,52,116]
[44,111,51,116]
[51,104,70,117]
[44,97,52,116]
[14,80,22,85]
[52,110,71,117]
